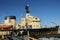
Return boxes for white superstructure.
[16,4,40,29]
[4,16,16,28]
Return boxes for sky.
[0,0,60,26]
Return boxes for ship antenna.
[25,0,30,13]
[25,4,30,13]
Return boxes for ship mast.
[25,0,30,40]
[25,0,31,29]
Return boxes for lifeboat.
[0,25,13,29]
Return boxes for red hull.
[0,25,13,29]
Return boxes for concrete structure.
[38,38,60,40]
[16,4,40,29]
[4,16,16,29]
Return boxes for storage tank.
[4,16,16,28]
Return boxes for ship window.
[28,25,32,29]
[3,28,9,30]
[30,38,32,40]
[22,26,24,29]
[18,25,21,27]
[35,18,37,19]
[33,17,35,18]
[29,17,31,18]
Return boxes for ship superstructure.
[4,16,16,29]
[17,4,40,29]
